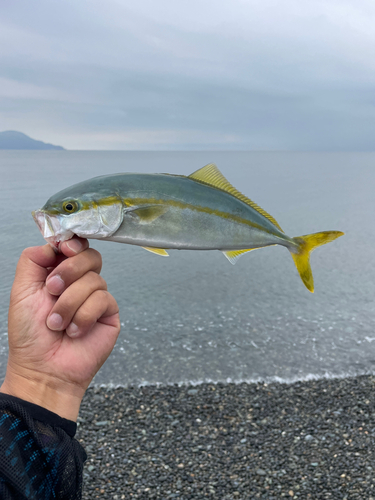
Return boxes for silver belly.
[103,207,285,250]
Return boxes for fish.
[32,163,344,292]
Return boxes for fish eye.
[63,201,78,213]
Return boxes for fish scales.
[104,173,286,250]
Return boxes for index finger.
[50,237,90,269]
[59,237,89,257]
[46,248,102,296]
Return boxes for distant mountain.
[0,131,65,150]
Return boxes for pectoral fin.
[131,205,169,223]
[142,247,169,256]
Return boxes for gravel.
[77,375,375,499]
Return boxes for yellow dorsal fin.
[142,247,169,257]
[188,163,283,232]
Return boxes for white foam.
[91,368,375,390]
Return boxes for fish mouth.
[32,209,74,250]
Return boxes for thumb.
[12,245,59,296]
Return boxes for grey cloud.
[0,0,374,149]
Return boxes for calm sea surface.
[0,151,374,386]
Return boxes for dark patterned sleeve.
[0,393,87,499]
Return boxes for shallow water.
[0,151,374,386]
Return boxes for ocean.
[0,151,374,386]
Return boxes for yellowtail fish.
[32,163,344,292]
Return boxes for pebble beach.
[78,375,375,499]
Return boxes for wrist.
[0,365,84,421]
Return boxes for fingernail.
[46,274,65,295]
[66,239,82,254]
[67,323,80,337]
[47,313,63,330]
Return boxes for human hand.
[0,238,120,421]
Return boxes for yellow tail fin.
[291,231,344,292]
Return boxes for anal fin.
[222,248,257,265]
[142,247,169,257]
[223,246,276,265]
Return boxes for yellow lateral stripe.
[121,196,274,234]
[80,196,122,210]
[188,164,284,233]
[73,194,278,236]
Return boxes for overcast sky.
[0,0,374,150]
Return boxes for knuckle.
[114,313,121,331]
[111,295,120,310]
[88,248,102,267]
[20,248,31,260]
[98,275,108,290]
[98,290,116,312]
[78,308,93,325]
[73,289,113,328]
[63,259,80,276]
[53,296,76,321]
[19,247,37,264]
[96,289,109,302]
[87,271,107,290]
[108,296,120,317]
